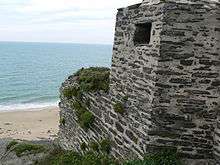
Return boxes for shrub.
[123,150,182,165]
[54,151,82,165]
[71,101,82,111]
[36,149,117,165]
[79,111,95,129]
[36,148,181,165]
[113,102,125,114]
[12,142,46,157]
[81,151,100,165]
[85,99,91,108]
[80,142,88,151]
[76,67,110,93]
[36,150,82,165]
[6,140,18,151]
[71,100,95,130]
[71,101,87,117]
[60,118,65,125]
[144,150,182,165]
[64,67,110,130]
[63,86,80,99]
[100,139,111,154]
[122,95,129,102]
[89,141,100,152]
[81,152,117,165]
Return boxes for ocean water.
[0,42,112,111]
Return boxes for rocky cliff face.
[58,68,114,153]
[58,0,220,164]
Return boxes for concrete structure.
[58,0,220,164]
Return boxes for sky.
[0,0,141,44]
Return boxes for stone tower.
[58,0,220,164]
[111,0,220,162]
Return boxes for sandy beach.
[0,106,59,141]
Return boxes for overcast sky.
[0,0,141,44]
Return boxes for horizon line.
[0,40,113,46]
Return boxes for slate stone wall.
[150,1,220,160]
[215,115,220,163]
[58,0,220,163]
[58,76,111,152]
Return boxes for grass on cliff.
[113,101,125,114]
[63,86,81,99]
[80,139,111,154]
[7,141,46,157]
[36,149,117,165]
[71,100,94,130]
[63,67,110,98]
[123,151,182,165]
[75,67,110,93]
[79,111,95,129]
[6,140,19,151]
[62,67,110,130]
[36,147,182,165]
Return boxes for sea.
[0,42,112,111]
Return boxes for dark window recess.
[134,22,152,45]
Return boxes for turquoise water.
[0,42,112,111]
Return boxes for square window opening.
[134,22,152,45]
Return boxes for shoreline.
[0,106,60,141]
[0,105,59,113]
[0,101,59,113]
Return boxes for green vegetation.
[62,67,110,130]
[85,98,91,108]
[81,151,117,165]
[36,150,118,165]
[71,100,95,130]
[113,95,129,114]
[80,142,88,151]
[35,149,82,165]
[80,139,111,153]
[89,141,99,152]
[122,95,129,102]
[113,102,125,114]
[36,147,182,165]
[100,139,111,154]
[63,67,110,98]
[11,142,46,157]
[79,111,95,129]
[63,86,80,99]
[71,101,87,117]
[124,150,182,165]
[75,67,110,93]
[6,140,18,151]
[60,118,66,126]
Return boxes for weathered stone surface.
[58,0,220,164]
[115,122,124,133]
